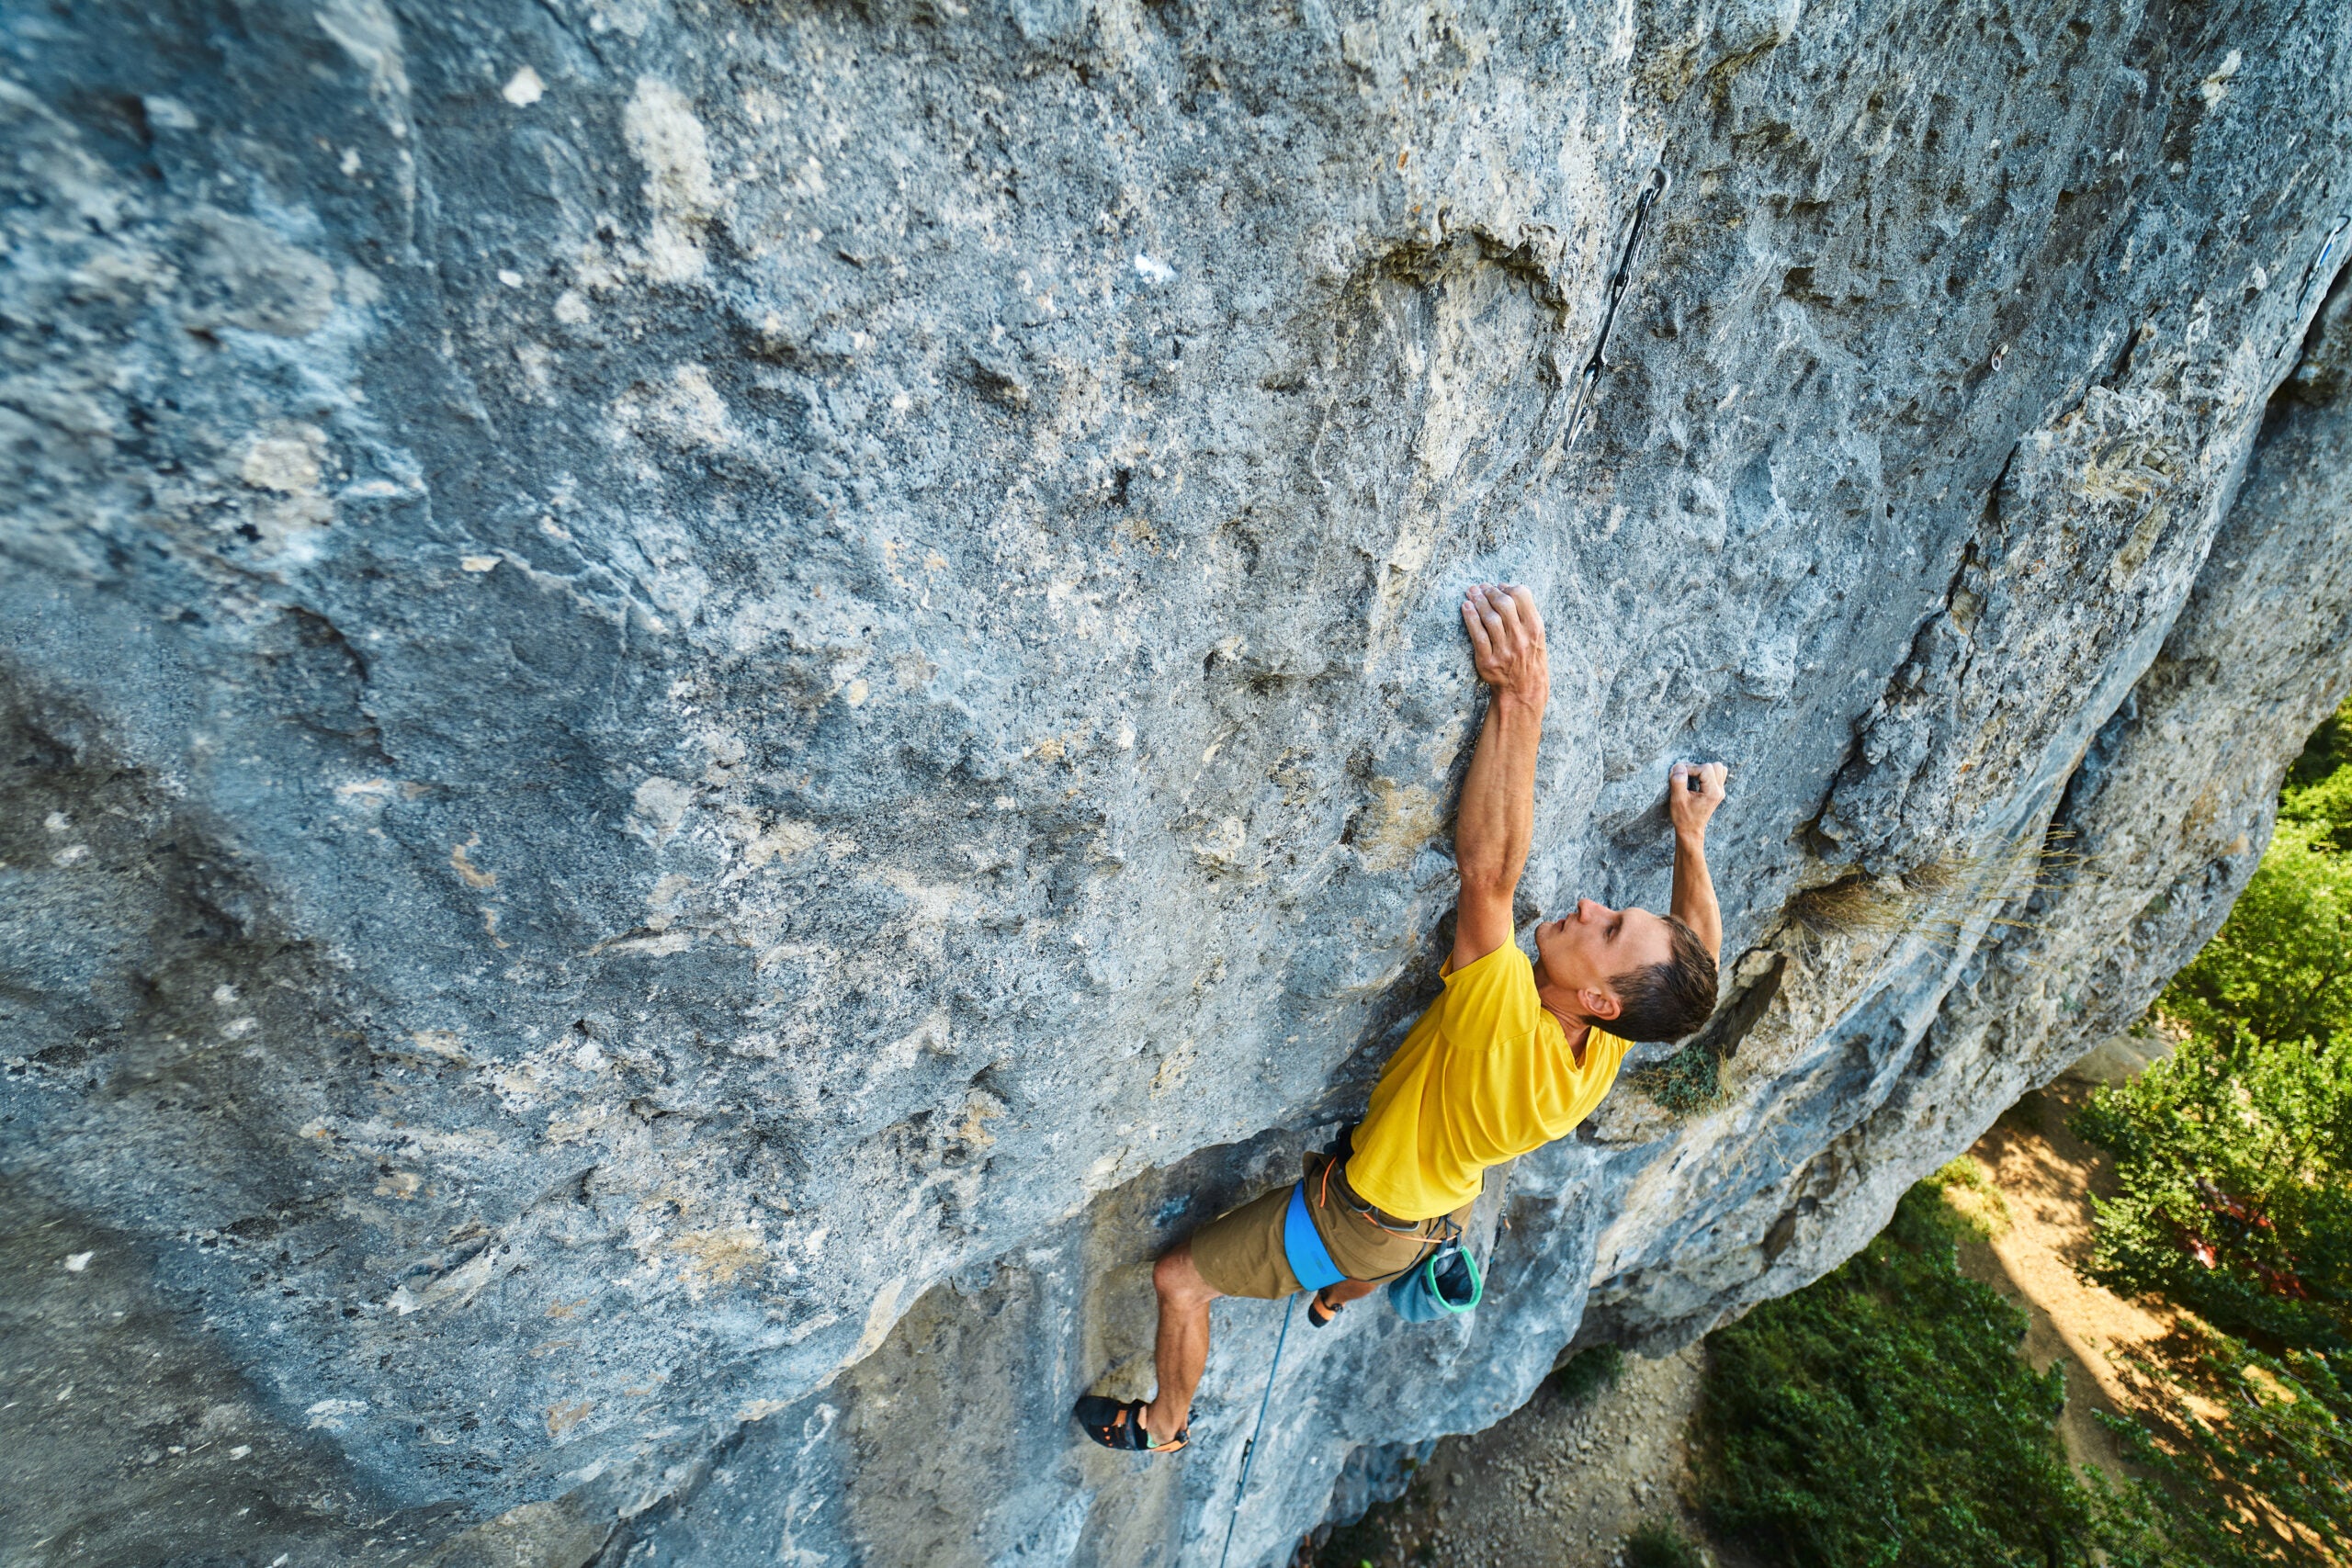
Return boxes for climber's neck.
[1532,941,1610,1068]
[1532,974,1596,1067]
[1545,1006,1593,1069]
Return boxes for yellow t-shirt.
[1347,942,1632,1221]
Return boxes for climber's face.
[1532,898,1675,1023]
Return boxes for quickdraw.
[2282,212,2350,358]
[1561,164,1673,457]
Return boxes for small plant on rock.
[1628,1041,1729,1114]
[1544,1342,1623,1406]
[1624,1517,1706,1568]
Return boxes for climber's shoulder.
[1429,942,1542,1044]
[1435,938,1530,986]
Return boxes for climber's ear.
[1579,984,1622,1021]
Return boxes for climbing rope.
[1561,164,1673,457]
[1215,1291,1298,1568]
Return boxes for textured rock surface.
[4,2,2351,1563]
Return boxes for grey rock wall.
[4,2,2350,1564]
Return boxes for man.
[1077,583,1727,1452]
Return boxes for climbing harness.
[1560,165,1673,457]
[1323,1155,1451,1241]
[1317,1150,1464,1247]
[1294,1156,1471,1311]
[1214,1292,1297,1568]
[1281,1181,1346,1292]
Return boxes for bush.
[2099,1323,2352,1566]
[1545,1342,1623,1406]
[1624,1517,1706,1568]
[2072,1029,2352,1354]
[1696,1183,2166,1568]
[1926,1155,2011,1238]
[2064,694,2352,1563]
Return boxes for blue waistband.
[1282,1180,1344,1292]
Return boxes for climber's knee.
[1154,1244,1218,1308]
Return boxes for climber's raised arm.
[1667,761,1727,961]
[1451,583,1548,973]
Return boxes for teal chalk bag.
[1388,1238,1484,1322]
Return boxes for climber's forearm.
[1450,691,1542,969]
[1454,692,1543,897]
[1666,761,1729,960]
[1670,828,1722,961]
[1452,583,1549,969]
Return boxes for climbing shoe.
[1073,1394,1186,1453]
[1307,1285,1345,1327]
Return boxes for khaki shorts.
[1187,1152,1476,1300]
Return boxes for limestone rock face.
[4,2,2350,1563]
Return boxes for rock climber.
[1077,582,1727,1453]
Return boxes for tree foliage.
[2076,695,2352,1354]
[2099,1323,2352,1566]
[2159,818,2352,1053]
[2073,1028,2352,1353]
[1696,1183,2166,1568]
[2161,694,2352,1052]
[2065,694,2352,1564]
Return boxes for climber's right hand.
[1668,761,1728,838]
[1460,583,1548,706]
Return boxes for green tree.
[2099,1324,2352,1566]
[2160,694,2352,1049]
[1697,1184,2167,1568]
[2073,1029,2352,1353]
[2077,694,2352,1354]
[2160,819,2352,1053]
[2066,693,2352,1563]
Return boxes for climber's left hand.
[1460,583,1548,706]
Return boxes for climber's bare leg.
[1144,1244,1218,1442]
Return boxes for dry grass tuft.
[1789,832,2098,942]
[1898,853,1969,896]
[1787,873,1915,936]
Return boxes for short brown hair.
[1610,917,1718,1043]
